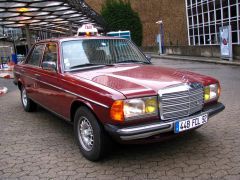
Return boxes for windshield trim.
[64,64,107,72]
[115,59,151,64]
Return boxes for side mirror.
[145,54,152,61]
[42,61,57,72]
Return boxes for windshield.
[61,39,149,70]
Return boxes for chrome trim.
[64,65,106,72]
[62,89,109,108]
[162,91,202,100]
[162,100,202,108]
[120,128,172,141]
[159,83,189,120]
[18,73,109,109]
[118,122,172,134]
[159,83,204,120]
[162,94,190,100]
[163,108,190,115]
[119,112,207,141]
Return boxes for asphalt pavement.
[0,78,16,92]
[0,58,240,179]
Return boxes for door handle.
[34,74,41,79]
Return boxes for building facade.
[85,0,188,47]
[186,0,240,46]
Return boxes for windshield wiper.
[117,60,151,64]
[70,63,105,69]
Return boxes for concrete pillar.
[25,25,31,51]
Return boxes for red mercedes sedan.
[14,36,225,161]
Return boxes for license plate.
[174,114,208,133]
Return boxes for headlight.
[110,97,158,122]
[204,83,220,103]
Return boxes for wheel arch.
[70,100,102,124]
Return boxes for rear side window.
[27,44,45,66]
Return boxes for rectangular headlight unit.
[110,96,158,122]
[124,97,158,119]
[204,83,220,103]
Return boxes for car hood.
[70,64,217,98]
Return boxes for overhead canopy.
[0,0,106,34]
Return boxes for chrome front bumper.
[105,102,225,141]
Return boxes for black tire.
[74,106,111,161]
[20,86,37,112]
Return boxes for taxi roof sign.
[76,24,98,36]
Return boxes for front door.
[35,42,68,118]
[22,43,45,101]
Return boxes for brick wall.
[85,0,188,47]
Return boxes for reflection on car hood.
[69,64,217,98]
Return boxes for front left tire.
[21,86,37,112]
[74,106,111,161]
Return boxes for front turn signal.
[110,100,124,122]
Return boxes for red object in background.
[0,72,13,79]
[3,74,10,79]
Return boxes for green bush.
[101,0,143,46]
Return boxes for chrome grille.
[159,83,204,120]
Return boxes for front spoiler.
[105,102,225,141]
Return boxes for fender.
[70,98,97,122]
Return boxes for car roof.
[37,36,126,43]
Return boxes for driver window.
[27,44,45,66]
[42,43,57,63]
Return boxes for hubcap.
[78,117,94,151]
[22,88,28,107]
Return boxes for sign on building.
[219,26,233,61]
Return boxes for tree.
[101,0,143,46]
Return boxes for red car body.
[13,36,225,159]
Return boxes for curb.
[150,54,240,66]
[0,87,8,96]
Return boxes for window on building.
[232,32,238,43]
[231,5,237,17]
[186,0,240,45]
[223,7,229,19]
[222,0,228,7]
[205,34,210,44]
